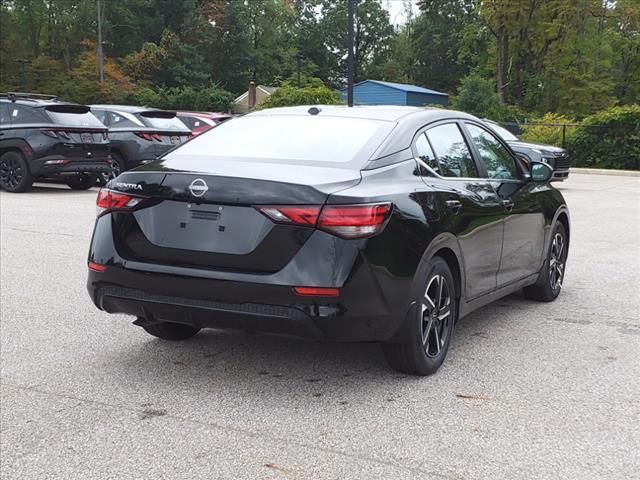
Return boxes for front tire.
[523,222,568,302]
[141,320,201,340]
[0,151,33,193]
[99,153,125,185]
[383,257,457,376]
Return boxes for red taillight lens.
[41,129,70,139]
[135,132,154,141]
[88,261,107,272]
[96,188,146,216]
[293,287,339,297]
[256,206,321,226]
[318,202,392,238]
[151,133,163,141]
[255,202,392,239]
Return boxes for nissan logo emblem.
[188,178,209,197]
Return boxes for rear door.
[420,122,504,299]
[463,122,545,285]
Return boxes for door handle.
[502,199,514,212]
[445,200,462,214]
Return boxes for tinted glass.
[8,105,47,124]
[0,103,10,125]
[108,111,141,129]
[426,123,478,178]
[140,115,189,131]
[46,110,105,128]
[92,109,109,125]
[466,124,518,180]
[173,115,389,164]
[414,132,439,172]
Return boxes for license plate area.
[133,201,272,255]
[81,132,93,143]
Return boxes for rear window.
[46,110,105,128]
[139,115,189,131]
[489,122,518,141]
[171,115,389,164]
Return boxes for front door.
[463,122,545,286]
[420,123,505,299]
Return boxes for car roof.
[177,111,232,118]
[89,104,162,113]
[0,97,77,108]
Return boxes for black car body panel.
[1,95,110,186]
[484,120,571,181]
[88,106,569,344]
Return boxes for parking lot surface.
[1,173,639,480]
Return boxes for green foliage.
[568,105,640,170]
[452,73,499,118]
[486,103,529,123]
[255,85,340,110]
[117,84,233,112]
[520,113,575,147]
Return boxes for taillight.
[96,188,146,216]
[41,129,70,139]
[256,206,321,225]
[255,202,392,239]
[135,132,154,141]
[318,203,392,238]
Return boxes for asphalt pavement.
[1,173,639,480]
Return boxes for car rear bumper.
[88,266,411,342]
[32,155,112,176]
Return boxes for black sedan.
[87,106,570,375]
[484,119,571,181]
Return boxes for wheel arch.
[420,233,466,303]
[0,144,32,174]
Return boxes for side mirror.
[530,161,554,182]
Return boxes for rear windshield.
[171,115,390,164]
[46,110,105,128]
[139,115,189,131]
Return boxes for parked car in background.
[484,119,571,181]
[90,105,191,183]
[176,111,232,135]
[87,105,570,376]
[0,93,110,192]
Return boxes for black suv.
[484,120,571,181]
[89,105,191,182]
[0,93,111,192]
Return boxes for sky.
[381,0,420,26]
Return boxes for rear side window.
[466,123,518,180]
[108,111,141,129]
[426,123,478,178]
[170,115,391,165]
[414,132,440,172]
[0,103,10,125]
[8,105,47,124]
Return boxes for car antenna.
[308,107,321,116]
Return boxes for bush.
[255,84,340,110]
[520,113,575,147]
[115,84,233,112]
[568,105,640,170]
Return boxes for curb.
[570,168,640,177]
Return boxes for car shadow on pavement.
[94,292,532,400]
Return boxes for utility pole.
[96,0,104,88]
[347,0,355,107]
[15,59,32,91]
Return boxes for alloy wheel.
[421,274,452,358]
[0,157,23,189]
[101,159,121,184]
[549,232,565,291]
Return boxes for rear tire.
[66,174,98,190]
[141,320,201,340]
[523,222,568,302]
[383,257,457,376]
[99,153,126,185]
[0,151,33,193]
